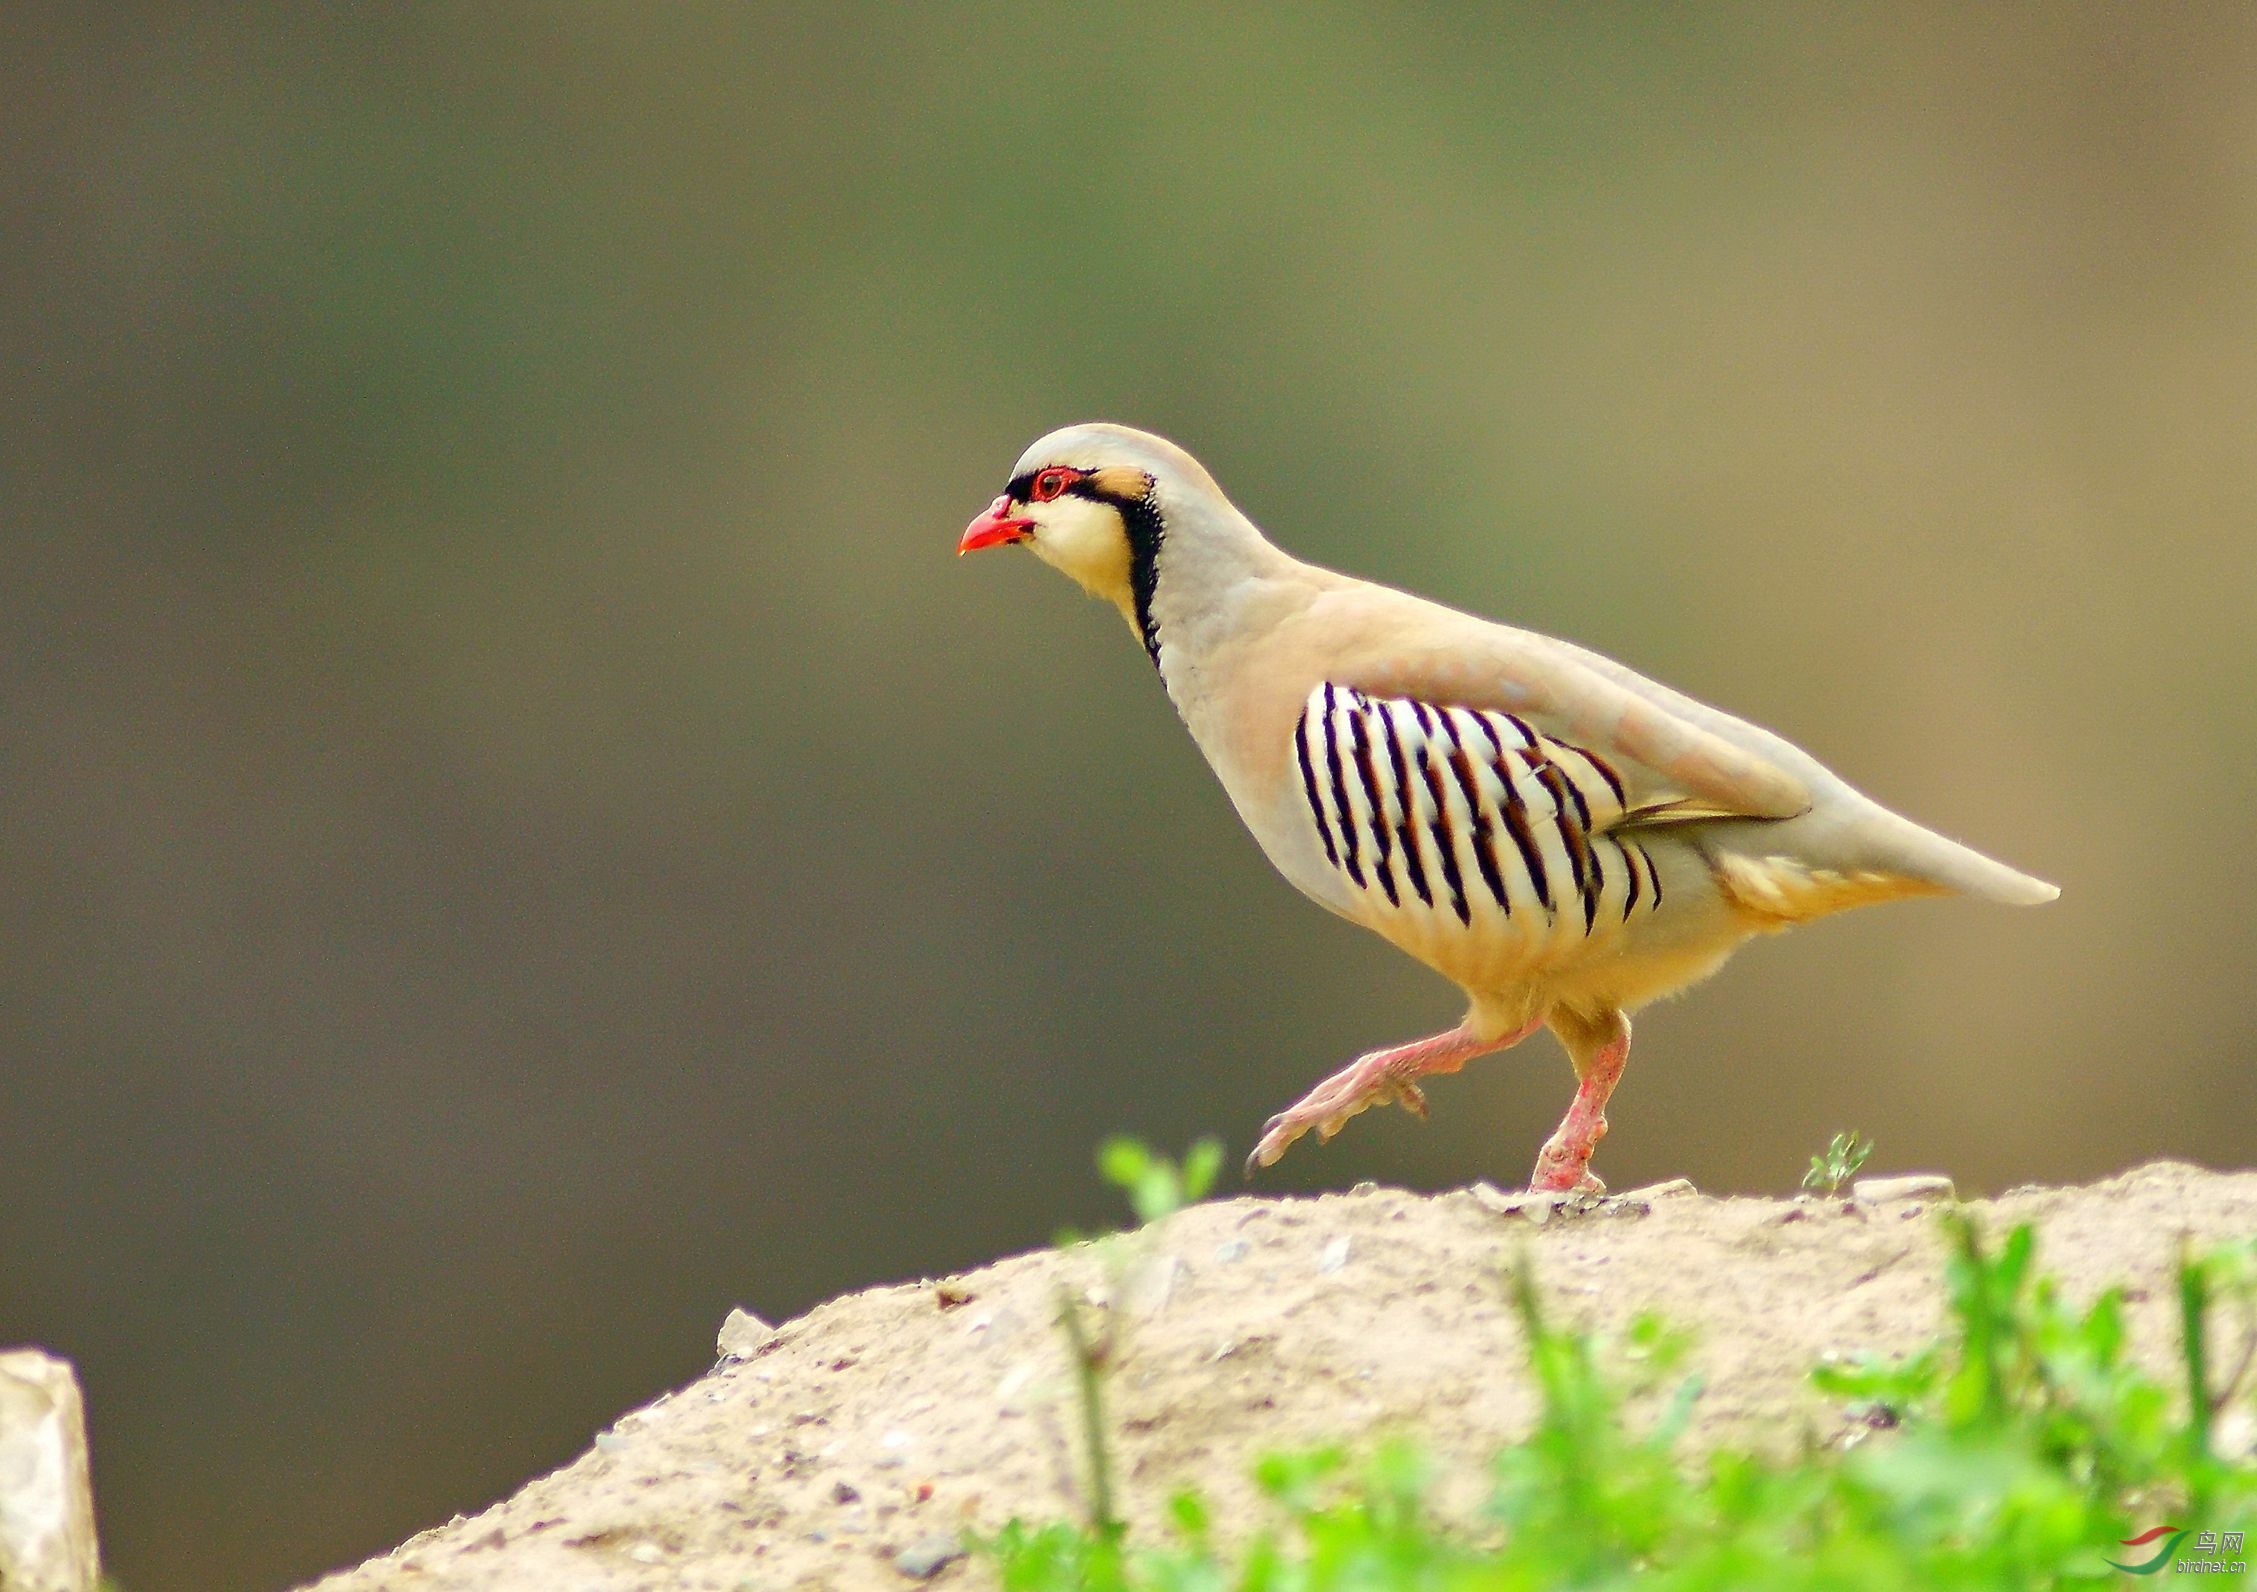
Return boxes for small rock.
[833,1480,862,1504]
[1349,1180,1379,1195]
[933,1281,975,1311]
[1467,1180,1515,1214]
[592,1430,631,1454]
[717,1307,776,1359]
[1124,1253,1181,1318]
[1469,1183,1565,1224]
[0,1350,98,1592]
[627,1542,665,1564]
[1213,1238,1250,1263]
[895,1533,965,1579]
[1623,1177,1696,1201]
[1854,1174,1955,1205]
[1318,1236,1352,1274]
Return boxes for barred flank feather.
[1295,684,1664,942]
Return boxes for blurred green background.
[2,4,2252,1588]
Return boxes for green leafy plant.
[1803,1128,1876,1195]
[986,1208,2257,1589]
[1050,1138,1226,1538]
[1099,1135,1224,1227]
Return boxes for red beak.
[959,495,1035,554]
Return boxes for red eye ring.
[1030,467,1079,503]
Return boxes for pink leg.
[1530,1008,1631,1193]
[1248,1018,1542,1173]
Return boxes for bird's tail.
[1700,803,2058,929]
[1858,808,2059,906]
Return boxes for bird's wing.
[1319,606,1812,827]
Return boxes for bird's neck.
[1141,501,1307,704]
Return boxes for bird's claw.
[1245,1072,1426,1175]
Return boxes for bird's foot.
[1247,1062,1425,1172]
[1529,1117,1608,1194]
[1243,1020,1528,1176]
[1530,1162,1607,1195]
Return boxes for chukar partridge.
[960,424,2056,1191]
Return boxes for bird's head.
[961,424,1240,660]
[961,422,1167,578]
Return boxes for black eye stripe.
[1000,468,1151,508]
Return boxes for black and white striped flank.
[1292,683,1665,936]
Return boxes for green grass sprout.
[1804,1129,1876,1196]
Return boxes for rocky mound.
[303,1162,2255,1591]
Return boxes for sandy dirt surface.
[303,1162,2256,1591]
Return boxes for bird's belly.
[1267,794,1748,1019]
[1376,849,1748,1016]
[1350,837,1671,985]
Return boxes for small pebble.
[627,1542,664,1564]
[1622,1177,1696,1201]
[1468,1180,1515,1214]
[895,1533,965,1579]
[1318,1236,1352,1273]
[833,1481,861,1504]
[1214,1238,1250,1263]
[717,1307,776,1359]
[1125,1253,1181,1318]
[1469,1183,1564,1224]
[1854,1174,1956,1205]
